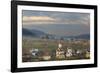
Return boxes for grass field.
[22,37,90,62]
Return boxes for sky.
[22,10,90,36]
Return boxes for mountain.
[66,34,90,40]
[74,34,90,39]
[22,28,34,36]
[22,28,90,40]
[30,29,46,37]
[22,28,46,37]
[23,24,90,36]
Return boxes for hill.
[22,28,46,37]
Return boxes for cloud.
[22,16,58,25]
[22,10,90,26]
[23,16,56,21]
[22,15,90,26]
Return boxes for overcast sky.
[22,10,90,36]
[22,10,90,25]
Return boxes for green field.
[22,37,90,62]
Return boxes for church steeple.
[56,41,65,59]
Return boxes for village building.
[56,43,65,59]
[85,51,90,58]
[76,50,81,54]
[66,48,73,57]
[42,55,51,60]
[42,50,51,60]
[85,48,90,58]
[30,48,39,56]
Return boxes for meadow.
[22,37,90,62]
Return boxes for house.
[66,48,73,57]
[42,55,51,60]
[76,50,82,54]
[42,50,51,60]
[85,48,90,58]
[30,48,39,56]
[85,51,90,58]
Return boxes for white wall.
[0,0,99,73]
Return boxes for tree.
[45,35,49,39]
[60,37,64,41]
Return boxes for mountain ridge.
[22,28,90,39]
